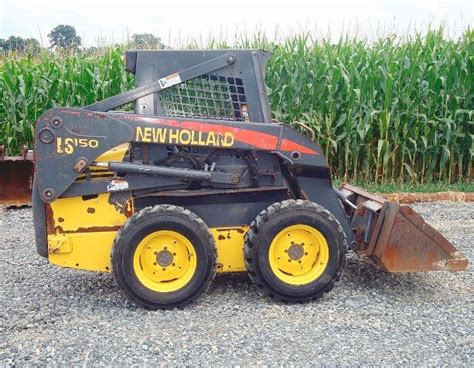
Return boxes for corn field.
[0,29,472,184]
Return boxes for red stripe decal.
[280,139,318,154]
[133,116,318,155]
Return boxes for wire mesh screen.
[159,75,249,121]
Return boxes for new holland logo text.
[136,127,234,147]
[56,137,99,155]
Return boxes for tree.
[48,25,81,50]
[131,33,166,49]
[0,36,40,53]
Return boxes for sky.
[0,0,472,47]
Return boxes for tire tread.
[244,199,347,303]
[112,205,216,310]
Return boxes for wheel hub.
[156,250,173,267]
[288,244,304,260]
[133,230,197,292]
[268,224,329,285]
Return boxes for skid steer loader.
[32,50,468,309]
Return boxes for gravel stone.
[0,202,472,365]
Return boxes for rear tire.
[244,199,347,302]
[112,205,216,310]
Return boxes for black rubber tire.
[112,205,216,310]
[244,199,347,303]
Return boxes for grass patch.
[334,179,474,193]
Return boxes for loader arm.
[34,107,329,203]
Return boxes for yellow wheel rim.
[268,224,329,285]
[133,230,197,292]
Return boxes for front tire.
[244,199,347,302]
[112,205,216,310]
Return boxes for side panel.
[210,226,248,272]
[49,232,117,271]
[46,193,255,273]
[47,226,249,273]
[48,193,132,232]
[46,193,133,271]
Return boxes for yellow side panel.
[47,225,249,274]
[210,226,249,273]
[49,231,117,272]
[49,193,130,231]
[48,193,131,271]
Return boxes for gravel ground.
[0,202,472,366]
